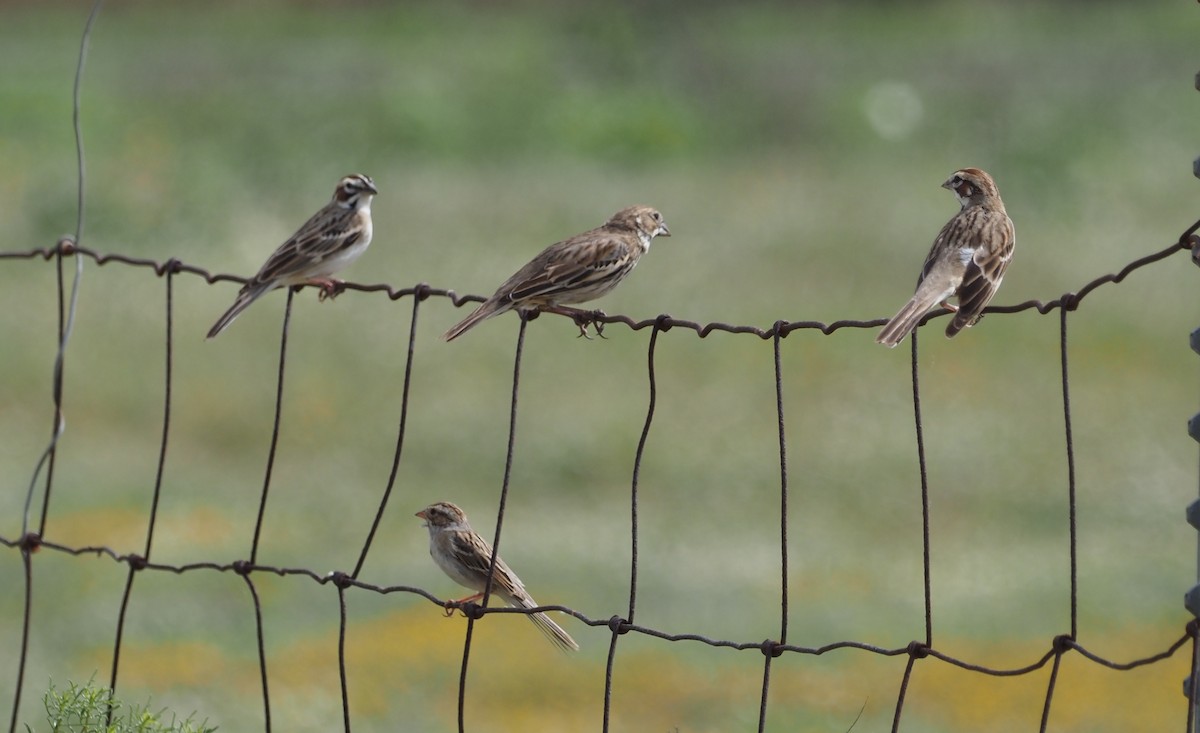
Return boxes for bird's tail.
[944,310,979,339]
[515,596,579,652]
[442,300,504,342]
[206,282,274,339]
[875,289,946,348]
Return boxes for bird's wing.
[501,233,639,305]
[253,208,362,285]
[449,532,530,603]
[953,211,1015,326]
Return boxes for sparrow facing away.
[416,501,579,653]
[442,205,671,341]
[206,173,377,339]
[876,167,1015,347]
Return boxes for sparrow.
[415,501,579,652]
[442,205,671,341]
[876,168,1015,347]
[206,173,377,338]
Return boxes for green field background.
[1,1,1198,731]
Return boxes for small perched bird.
[876,168,1015,347]
[442,205,671,341]
[416,501,579,652]
[206,173,377,339]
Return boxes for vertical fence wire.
[774,324,791,647]
[601,318,665,733]
[242,571,272,732]
[34,247,67,537]
[8,550,33,733]
[1060,306,1080,641]
[909,330,934,647]
[352,290,425,579]
[890,652,918,733]
[337,581,352,733]
[106,264,177,723]
[249,289,295,565]
[456,314,529,733]
[7,3,103,729]
[756,655,775,733]
[755,324,792,733]
[1038,644,1065,733]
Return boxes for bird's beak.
[414,510,427,519]
[659,223,672,237]
[366,181,379,195]
[940,179,954,190]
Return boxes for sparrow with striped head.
[206,173,377,338]
[416,501,579,652]
[876,168,1015,347]
[442,205,670,341]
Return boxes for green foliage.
[29,680,215,733]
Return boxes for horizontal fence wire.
[5,3,1200,731]
[1,533,1196,670]
[2,225,1197,334]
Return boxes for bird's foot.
[571,309,608,339]
[314,278,346,302]
[444,592,483,617]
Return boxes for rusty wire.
[2,225,1196,333]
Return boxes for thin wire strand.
[337,582,352,733]
[627,318,664,628]
[602,319,664,733]
[9,4,103,730]
[7,549,34,733]
[106,264,176,723]
[457,314,528,733]
[1060,307,1079,640]
[32,0,107,536]
[910,331,934,647]
[1038,645,1065,733]
[351,290,425,579]
[242,572,273,733]
[755,325,791,733]
[890,651,918,733]
[756,654,774,733]
[249,288,295,565]
[774,325,790,646]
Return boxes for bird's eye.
[652,211,661,221]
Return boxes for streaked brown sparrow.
[442,205,670,341]
[206,173,377,338]
[415,501,579,652]
[876,167,1015,347]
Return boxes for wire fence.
[3,2,1200,732]
[3,226,1198,733]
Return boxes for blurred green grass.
[1,1,1197,731]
